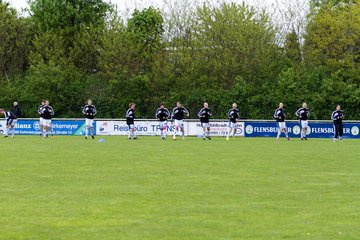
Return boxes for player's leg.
[339,124,344,142]
[232,124,237,137]
[333,124,338,142]
[276,122,281,140]
[206,126,211,140]
[4,124,9,137]
[226,122,232,140]
[284,127,289,140]
[39,118,43,137]
[90,120,95,139]
[11,120,16,138]
[43,122,48,138]
[173,120,179,140]
[85,119,89,139]
[128,126,131,139]
[180,123,185,140]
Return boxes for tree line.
[0,0,359,119]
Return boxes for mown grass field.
[0,136,359,240]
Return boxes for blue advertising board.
[10,119,91,136]
[244,121,360,138]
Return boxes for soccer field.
[0,136,359,240]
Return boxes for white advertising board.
[96,120,244,137]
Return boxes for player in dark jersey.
[155,103,170,140]
[198,102,212,140]
[37,100,45,136]
[126,103,137,140]
[171,102,189,140]
[82,99,97,139]
[331,104,344,142]
[295,102,310,140]
[226,103,240,140]
[274,102,290,141]
[0,109,17,138]
[41,100,55,138]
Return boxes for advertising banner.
[245,121,360,138]
[187,122,245,137]
[96,120,244,137]
[0,119,90,136]
[96,120,176,136]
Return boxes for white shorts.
[201,122,210,128]
[300,120,309,129]
[43,119,52,127]
[277,122,287,130]
[85,119,94,127]
[39,117,44,125]
[7,119,17,127]
[174,120,184,128]
[228,122,238,129]
[159,121,168,129]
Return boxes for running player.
[41,100,55,138]
[274,102,290,141]
[82,99,97,139]
[0,109,17,138]
[155,103,170,140]
[126,103,137,140]
[198,102,212,140]
[226,103,240,140]
[331,104,344,142]
[295,102,310,140]
[171,102,189,140]
[37,100,45,136]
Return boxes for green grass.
[0,136,359,240]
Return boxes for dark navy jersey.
[82,105,97,119]
[332,110,344,124]
[274,108,286,122]
[171,107,189,120]
[198,108,212,123]
[4,111,17,125]
[126,108,136,125]
[295,108,310,121]
[155,108,170,122]
[41,106,54,120]
[228,108,240,123]
[38,105,45,118]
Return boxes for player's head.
[0,109,4,114]
[13,102,18,107]
[87,99,92,105]
[336,104,341,110]
[160,103,165,109]
[302,102,307,108]
[279,102,284,108]
[204,102,208,108]
[41,100,45,105]
[176,102,182,108]
[129,103,136,109]
[45,100,49,106]
[232,103,237,109]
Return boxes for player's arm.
[295,109,300,118]
[37,106,43,115]
[93,106,97,115]
[82,106,86,115]
[197,109,203,118]
[155,109,160,119]
[274,110,279,119]
[165,109,170,119]
[50,107,55,115]
[184,107,190,117]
